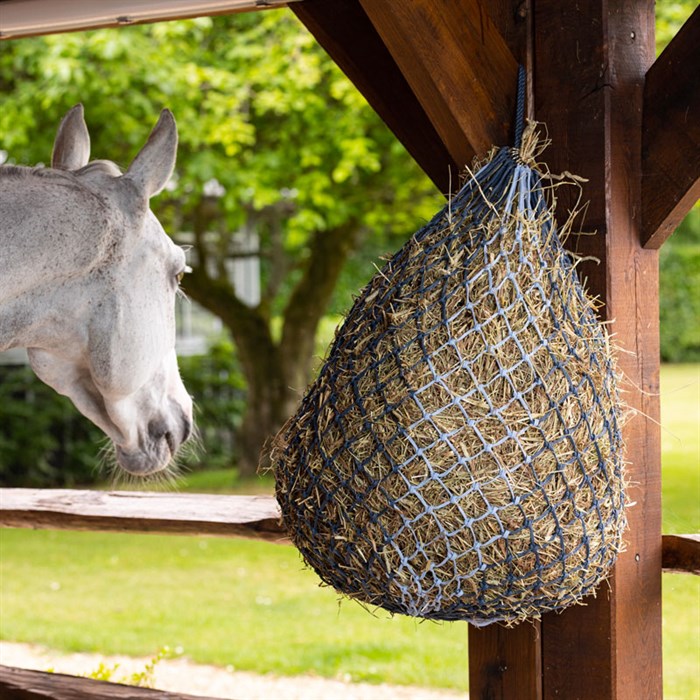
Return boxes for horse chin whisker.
[182,421,204,462]
[95,437,118,482]
[96,416,200,492]
[106,461,182,492]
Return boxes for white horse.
[0,105,193,476]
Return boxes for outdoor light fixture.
[0,0,300,39]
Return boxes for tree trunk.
[238,365,298,476]
[184,215,360,477]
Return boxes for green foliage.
[659,207,700,362]
[177,341,246,470]
[0,346,246,486]
[80,647,172,688]
[655,0,697,55]
[0,12,441,293]
[83,662,121,683]
[660,364,700,534]
[0,365,104,487]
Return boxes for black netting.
[274,116,626,625]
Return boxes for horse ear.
[52,104,91,171]
[124,109,178,199]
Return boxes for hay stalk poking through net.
[273,95,627,626]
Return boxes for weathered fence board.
[662,534,700,575]
[0,664,226,700]
[0,489,288,542]
[3,489,697,577]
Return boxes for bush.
[0,341,245,487]
[0,364,104,486]
[659,207,700,362]
[178,339,246,471]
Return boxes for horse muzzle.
[115,411,193,475]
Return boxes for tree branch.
[280,222,360,389]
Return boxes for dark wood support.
[534,2,662,698]
[641,5,700,248]
[357,0,519,178]
[291,0,457,192]
[468,621,541,699]
[0,664,224,700]
[468,1,663,698]
[0,489,288,542]
[662,534,700,575]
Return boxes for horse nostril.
[182,418,193,444]
[164,431,176,456]
[148,420,168,441]
[148,421,176,454]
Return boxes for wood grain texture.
[533,1,662,698]
[0,0,296,40]
[292,0,457,192]
[468,621,542,700]
[662,534,700,575]
[358,0,519,171]
[0,489,288,542]
[0,664,224,700]
[641,4,700,248]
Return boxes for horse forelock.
[76,160,123,178]
[0,159,122,184]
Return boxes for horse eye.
[176,265,192,284]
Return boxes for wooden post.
[535,2,662,698]
[468,2,662,698]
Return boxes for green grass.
[659,364,700,700]
[0,364,698,694]
[0,529,469,689]
[660,364,700,534]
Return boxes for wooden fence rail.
[0,664,225,700]
[0,488,287,541]
[1,486,698,700]
[1,488,697,574]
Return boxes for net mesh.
[273,124,626,625]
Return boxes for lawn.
[0,364,698,696]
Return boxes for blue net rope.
[274,78,626,625]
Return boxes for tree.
[3,1,694,477]
[0,11,442,475]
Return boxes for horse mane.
[0,159,123,183]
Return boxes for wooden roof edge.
[295,0,525,195]
[0,0,299,41]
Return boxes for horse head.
[8,106,194,476]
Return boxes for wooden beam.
[2,489,692,577]
[641,5,700,248]
[470,1,662,697]
[532,2,662,698]
[468,622,542,699]
[357,0,519,177]
[0,489,288,542]
[292,0,457,192]
[662,534,700,575]
[0,0,296,40]
[0,664,224,700]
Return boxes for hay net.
[273,71,626,626]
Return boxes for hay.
[273,123,627,625]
